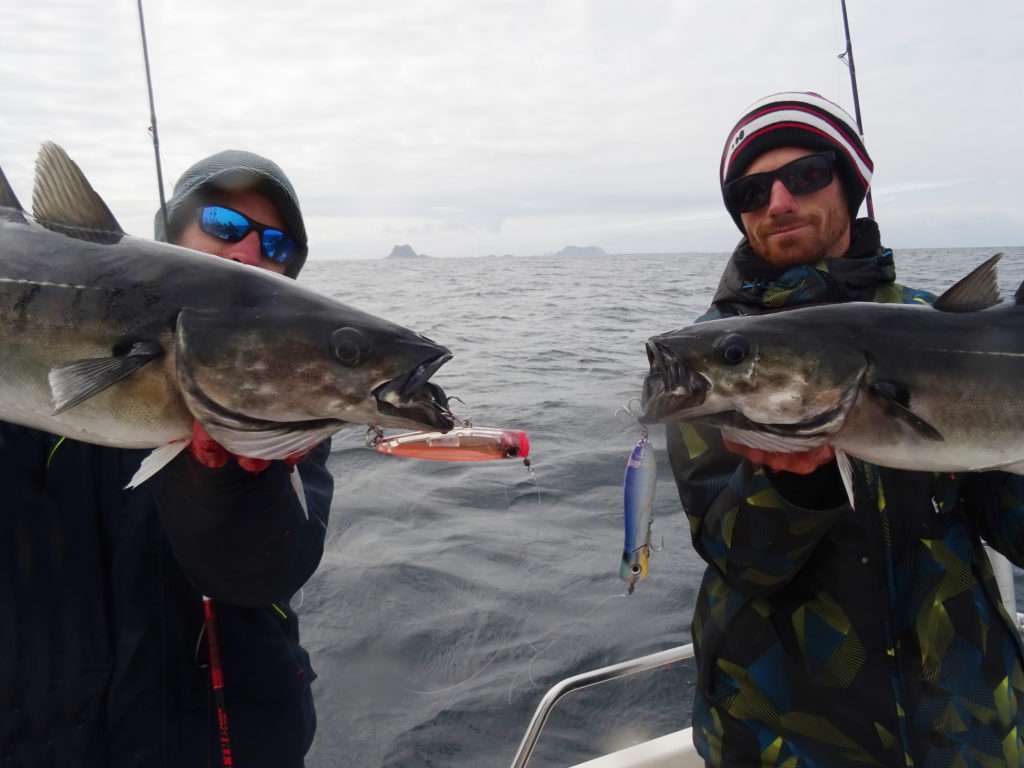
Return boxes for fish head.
[640,314,866,437]
[173,300,454,458]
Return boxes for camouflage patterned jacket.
[669,220,1024,767]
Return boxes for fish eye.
[715,333,749,365]
[332,327,371,366]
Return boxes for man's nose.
[766,179,797,216]
[224,232,263,266]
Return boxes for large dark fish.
[640,254,1023,499]
[0,143,454,487]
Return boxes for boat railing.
[510,549,1020,768]
[509,643,695,768]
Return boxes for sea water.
[296,247,1024,767]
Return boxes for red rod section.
[203,595,234,767]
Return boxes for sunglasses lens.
[261,229,295,264]
[726,176,772,214]
[782,155,834,196]
[200,206,251,242]
[726,153,836,214]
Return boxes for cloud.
[3,0,1022,256]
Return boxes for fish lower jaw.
[371,398,454,432]
[639,384,716,424]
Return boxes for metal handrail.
[509,643,695,768]
[508,552,1020,767]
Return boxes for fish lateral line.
[916,347,1024,358]
[0,277,98,291]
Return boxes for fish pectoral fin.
[934,253,1002,312]
[289,469,309,520]
[31,142,125,244]
[126,439,190,489]
[49,341,163,414]
[835,449,856,509]
[868,381,944,441]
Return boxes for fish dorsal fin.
[32,141,124,244]
[0,165,25,212]
[933,253,1002,312]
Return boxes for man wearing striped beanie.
[719,91,874,269]
[668,92,1023,767]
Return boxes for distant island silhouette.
[387,244,430,259]
[551,245,607,258]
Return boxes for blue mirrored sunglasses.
[197,205,298,265]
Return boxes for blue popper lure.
[620,431,656,594]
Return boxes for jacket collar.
[711,218,895,310]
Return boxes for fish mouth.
[638,340,711,424]
[372,351,455,431]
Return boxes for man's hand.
[189,422,311,473]
[722,437,834,475]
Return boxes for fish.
[373,425,530,461]
[0,142,455,487]
[639,254,1024,502]
[621,432,656,594]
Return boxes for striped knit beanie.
[720,91,873,233]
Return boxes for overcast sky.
[2,1,1022,258]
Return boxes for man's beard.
[751,209,850,266]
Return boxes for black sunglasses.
[724,151,836,214]
[197,205,298,265]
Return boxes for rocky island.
[386,244,429,259]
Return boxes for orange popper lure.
[372,426,530,464]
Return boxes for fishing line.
[404,645,507,697]
[515,592,628,702]
[404,474,549,698]
[193,621,207,663]
[405,592,627,701]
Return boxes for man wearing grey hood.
[0,150,333,768]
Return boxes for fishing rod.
[839,0,875,219]
[136,0,170,235]
[135,6,233,767]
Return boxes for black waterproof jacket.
[0,423,333,768]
